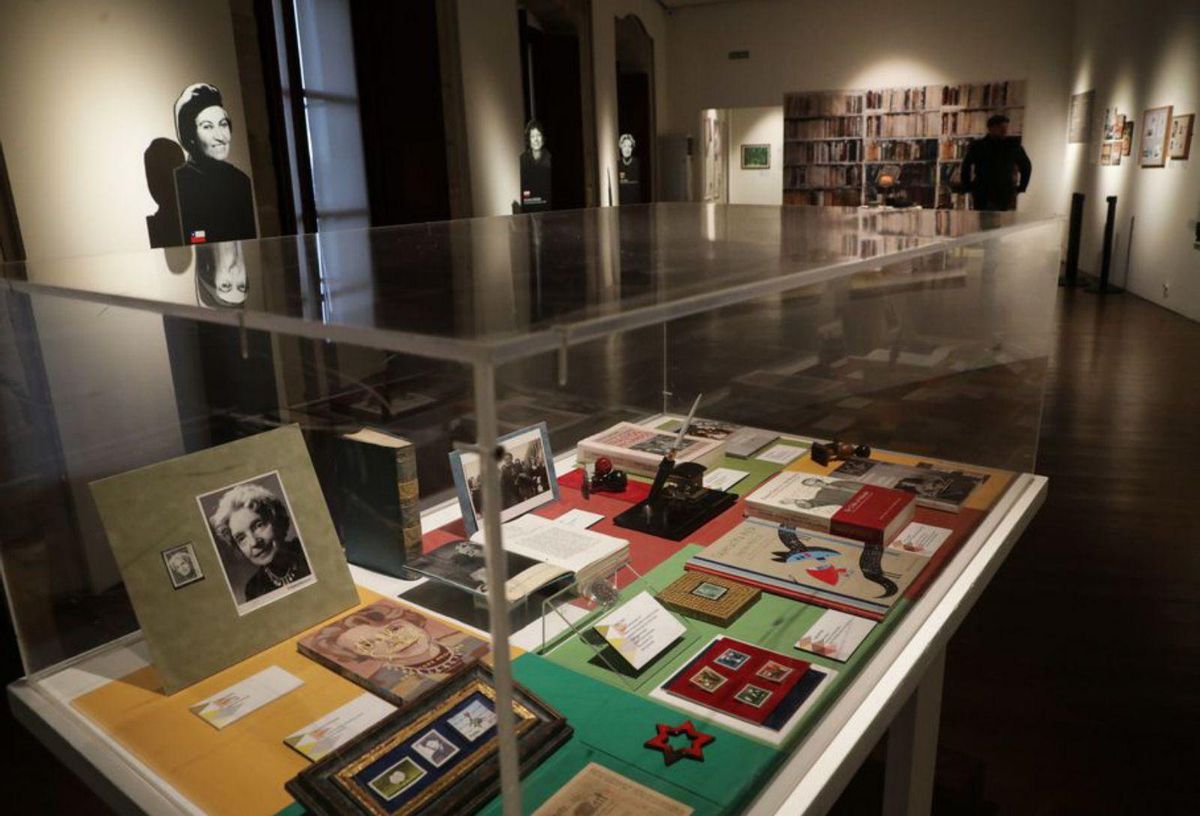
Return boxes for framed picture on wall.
[740,144,771,170]
[1168,114,1194,160]
[1121,120,1134,156]
[1139,105,1173,167]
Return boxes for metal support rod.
[472,362,522,816]
[1060,192,1085,287]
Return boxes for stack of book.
[576,421,726,477]
[744,471,914,546]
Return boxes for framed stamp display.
[89,425,358,693]
[1168,113,1194,160]
[286,664,571,815]
[449,422,559,536]
[1139,105,1173,167]
[656,571,760,626]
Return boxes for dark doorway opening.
[519,6,587,211]
[615,15,655,205]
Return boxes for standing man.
[960,114,1031,211]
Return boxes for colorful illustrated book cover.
[298,599,490,707]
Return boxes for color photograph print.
[450,423,557,535]
[197,470,316,616]
[161,542,204,590]
[411,729,459,769]
[367,756,426,801]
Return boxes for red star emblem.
[643,720,715,765]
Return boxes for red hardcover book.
[830,484,914,546]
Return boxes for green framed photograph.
[740,143,771,169]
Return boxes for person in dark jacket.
[960,114,1031,211]
[173,83,257,244]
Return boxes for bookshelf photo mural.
[783,80,1026,209]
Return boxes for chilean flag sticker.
[189,230,207,244]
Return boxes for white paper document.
[889,522,953,557]
[593,591,686,671]
[703,467,749,491]
[189,666,303,729]
[554,509,604,529]
[755,443,806,465]
[794,610,876,662]
[284,692,396,762]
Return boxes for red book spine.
[831,486,914,546]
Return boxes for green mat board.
[479,654,781,815]
[541,544,907,751]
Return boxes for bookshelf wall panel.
[783,80,1026,209]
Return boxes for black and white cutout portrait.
[161,542,204,590]
[173,83,257,245]
[195,241,247,308]
[617,132,641,204]
[519,119,552,212]
[197,471,316,615]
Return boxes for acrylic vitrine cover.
[286,664,571,815]
[297,598,490,708]
[88,425,358,693]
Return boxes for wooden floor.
[3,288,1198,814]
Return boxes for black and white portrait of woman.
[173,83,257,245]
[617,132,641,204]
[198,472,315,614]
[519,119,552,211]
[194,241,247,308]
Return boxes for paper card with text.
[594,591,686,671]
[794,609,875,662]
[284,692,397,762]
[189,666,303,729]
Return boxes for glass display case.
[1,203,1059,815]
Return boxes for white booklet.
[593,591,686,671]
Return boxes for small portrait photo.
[714,648,751,671]
[689,666,728,693]
[447,698,497,742]
[756,660,794,684]
[161,542,204,589]
[691,581,729,602]
[734,684,772,709]
[450,423,558,536]
[197,471,316,616]
[412,728,459,768]
[367,756,426,801]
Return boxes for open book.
[470,515,630,600]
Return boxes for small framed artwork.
[1169,114,1194,160]
[740,143,771,170]
[1100,142,1113,166]
[734,684,772,708]
[1140,105,1173,167]
[161,542,204,589]
[689,666,728,693]
[1121,119,1134,156]
[448,422,559,536]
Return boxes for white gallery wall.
[1066,0,1200,321]
[663,0,1075,219]
[0,0,255,593]
[726,106,783,206]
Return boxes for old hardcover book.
[686,518,925,620]
[328,428,423,577]
[656,571,760,626]
[576,421,726,477]
[745,472,913,545]
[89,425,359,693]
[831,457,981,512]
[297,598,490,708]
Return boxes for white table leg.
[882,649,946,816]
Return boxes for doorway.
[615,15,655,205]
